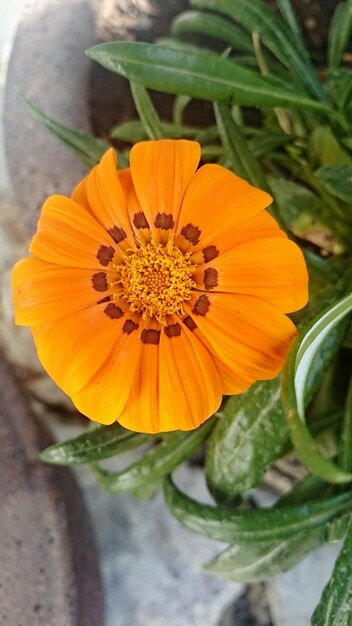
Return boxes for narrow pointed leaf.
[204,528,325,582]
[130,82,164,140]
[277,474,329,506]
[40,424,150,465]
[86,42,331,114]
[93,420,214,494]
[314,165,352,204]
[171,10,253,53]
[164,475,352,543]
[268,174,347,252]
[214,102,268,188]
[328,0,352,69]
[281,293,352,483]
[248,133,295,159]
[205,276,350,506]
[20,95,124,169]
[308,126,352,168]
[156,37,217,57]
[312,522,352,626]
[205,378,288,504]
[111,120,200,142]
[339,377,352,472]
[190,0,327,101]
[276,0,306,55]
[326,69,352,118]
[205,468,329,581]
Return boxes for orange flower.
[12,140,308,433]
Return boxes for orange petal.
[129,139,201,237]
[12,257,113,325]
[71,315,142,425]
[177,164,273,253]
[71,174,91,214]
[180,319,254,396]
[193,238,308,313]
[118,167,151,245]
[86,148,134,246]
[29,194,116,268]
[156,318,222,432]
[185,292,297,394]
[32,301,128,396]
[189,209,287,266]
[118,321,161,433]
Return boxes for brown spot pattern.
[202,245,219,262]
[183,316,197,332]
[192,294,210,316]
[122,319,139,335]
[97,245,115,266]
[164,323,181,339]
[104,303,124,319]
[141,329,161,345]
[92,272,108,292]
[133,212,149,229]
[97,296,111,304]
[204,268,219,290]
[181,223,201,245]
[154,213,174,230]
[108,226,127,244]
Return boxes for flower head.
[12,140,308,433]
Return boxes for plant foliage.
[33,0,352,622]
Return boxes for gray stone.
[269,543,339,626]
[77,462,242,626]
[0,357,104,626]
[4,0,94,239]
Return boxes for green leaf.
[111,119,200,142]
[268,176,326,229]
[204,527,325,582]
[339,376,352,473]
[281,293,352,484]
[111,120,148,142]
[314,165,352,204]
[40,424,150,465]
[92,420,214,494]
[173,94,192,125]
[20,95,123,169]
[205,378,288,504]
[164,475,352,543]
[130,82,164,140]
[86,42,332,114]
[268,176,345,255]
[308,126,352,168]
[343,137,352,150]
[194,125,219,144]
[326,69,352,121]
[190,0,327,102]
[248,133,295,159]
[205,473,329,581]
[328,0,352,69]
[156,37,217,57]
[326,513,351,544]
[277,474,329,506]
[171,10,254,53]
[214,102,268,188]
[276,0,306,57]
[312,522,352,626]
